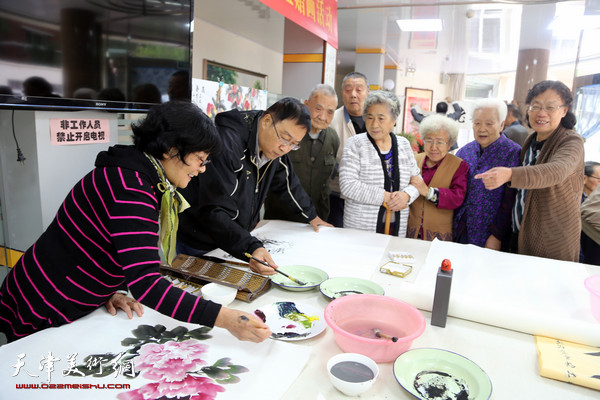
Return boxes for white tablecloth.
[1,220,598,399]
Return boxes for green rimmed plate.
[393,348,492,400]
[319,277,385,300]
[270,265,329,291]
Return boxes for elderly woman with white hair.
[407,114,469,241]
[339,91,420,236]
[453,98,521,249]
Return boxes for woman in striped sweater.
[0,101,271,343]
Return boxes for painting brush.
[374,328,398,342]
[243,252,307,286]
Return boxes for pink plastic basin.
[324,294,426,363]
[584,275,600,323]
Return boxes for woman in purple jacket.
[453,98,521,250]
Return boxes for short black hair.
[98,87,126,102]
[585,161,600,177]
[525,80,576,130]
[23,76,53,97]
[132,83,162,109]
[435,101,448,114]
[506,103,522,122]
[132,101,221,163]
[265,97,311,134]
[342,72,369,88]
[168,70,191,101]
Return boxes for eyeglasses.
[195,154,211,167]
[588,175,600,180]
[423,139,448,146]
[528,104,565,113]
[273,122,300,151]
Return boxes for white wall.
[0,110,42,250]
[282,19,325,99]
[192,0,285,94]
[0,110,118,251]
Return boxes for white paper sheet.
[0,307,311,400]
[206,220,392,280]
[395,239,600,346]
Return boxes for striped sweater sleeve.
[95,167,221,326]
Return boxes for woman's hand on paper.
[215,307,271,343]
[105,292,144,319]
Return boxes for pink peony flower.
[157,375,225,398]
[117,376,225,400]
[135,339,209,382]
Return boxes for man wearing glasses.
[178,97,330,274]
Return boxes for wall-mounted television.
[0,0,192,112]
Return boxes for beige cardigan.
[510,126,584,262]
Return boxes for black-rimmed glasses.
[273,122,301,151]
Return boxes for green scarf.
[145,153,190,265]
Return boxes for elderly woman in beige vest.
[407,114,469,241]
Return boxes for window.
[469,9,502,54]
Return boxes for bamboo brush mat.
[161,254,271,302]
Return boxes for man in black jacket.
[178,97,331,274]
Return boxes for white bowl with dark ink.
[327,352,379,397]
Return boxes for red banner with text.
[260,0,338,49]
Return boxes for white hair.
[363,90,401,120]
[419,114,459,146]
[308,84,337,102]
[472,98,507,122]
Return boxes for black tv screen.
[0,0,192,112]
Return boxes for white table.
[230,232,598,399]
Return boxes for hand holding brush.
[244,252,307,286]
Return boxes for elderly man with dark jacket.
[264,84,339,222]
[178,98,330,274]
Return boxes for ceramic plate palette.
[254,301,326,341]
[319,277,385,300]
[270,265,329,291]
[393,348,492,400]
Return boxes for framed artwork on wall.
[203,59,267,90]
[403,87,433,135]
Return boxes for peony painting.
[73,325,248,400]
[1,307,311,400]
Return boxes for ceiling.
[335,0,579,70]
